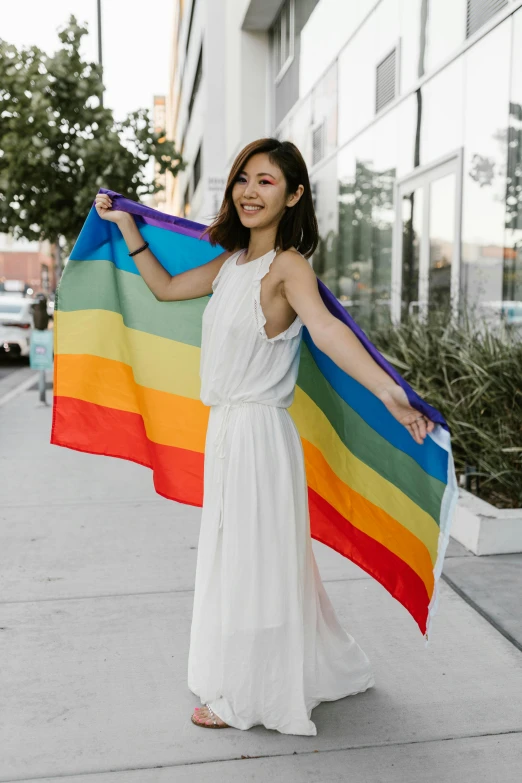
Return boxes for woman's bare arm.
[94,194,232,301]
[276,251,434,444]
[118,213,232,300]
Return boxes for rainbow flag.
[51,188,458,642]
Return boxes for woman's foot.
[192,704,230,728]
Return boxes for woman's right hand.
[94,193,129,224]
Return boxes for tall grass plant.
[370,310,522,508]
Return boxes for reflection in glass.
[460,20,510,316]
[336,158,395,331]
[287,95,313,168]
[424,0,466,73]
[419,57,464,167]
[284,0,291,64]
[429,174,455,312]
[312,62,337,161]
[401,189,422,320]
[337,11,377,145]
[310,157,339,296]
[504,8,522,319]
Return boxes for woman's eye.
[236,177,272,184]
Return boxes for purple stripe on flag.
[96,188,213,242]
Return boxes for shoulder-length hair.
[202,138,319,259]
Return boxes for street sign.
[29,329,54,370]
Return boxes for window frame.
[273,0,295,85]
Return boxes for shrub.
[369,311,522,508]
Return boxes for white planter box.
[450,488,522,555]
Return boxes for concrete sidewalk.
[1,387,521,782]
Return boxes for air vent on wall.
[376,47,396,114]
[466,0,508,38]
[312,122,325,166]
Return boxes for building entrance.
[392,150,463,323]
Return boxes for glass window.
[310,156,339,294]
[505,8,522,312]
[334,120,396,331]
[401,188,423,320]
[338,11,377,145]
[300,0,375,97]
[399,0,466,88]
[460,19,511,315]
[396,93,418,176]
[0,304,23,315]
[425,0,466,72]
[286,95,313,169]
[419,56,465,166]
[399,0,423,91]
[273,0,295,82]
[376,0,400,57]
[311,62,337,163]
[428,173,456,312]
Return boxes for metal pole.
[38,369,47,405]
[55,241,62,283]
[97,0,104,107]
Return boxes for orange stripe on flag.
[55,353,209,452]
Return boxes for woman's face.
[231,152,303,230]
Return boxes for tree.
[0,16,186,277]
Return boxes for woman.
[94,138,434,736]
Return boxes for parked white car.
[0,295,36,358]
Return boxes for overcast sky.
[1,0,174,121]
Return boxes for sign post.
[29,329,54,405]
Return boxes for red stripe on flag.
[309,488,430,634]
[51,395,204,506]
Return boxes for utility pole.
[97,0,104,107]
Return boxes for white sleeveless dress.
[187,248,375,735]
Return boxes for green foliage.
[370,310,522,509]
[0,16,186,250]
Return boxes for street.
[0,353,29,382]
[0,380,521,781]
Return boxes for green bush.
[369,311,522,509]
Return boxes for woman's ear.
[286,184,304,209]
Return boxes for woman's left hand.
[377,385,435,445]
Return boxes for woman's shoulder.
[272,246,314,279]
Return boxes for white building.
[167,0,522,331]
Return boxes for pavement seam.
[0,500,176,509]
[0,372,39,407]
[0,588,197,605]
[0,576,371,606]
[441,572,522,653]
[4,727,522,781]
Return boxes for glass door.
[392,152,462,323]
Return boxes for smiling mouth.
[241,205,264,213]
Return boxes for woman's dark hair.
[202,137,319,259]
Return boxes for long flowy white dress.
[187,247,375,735]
